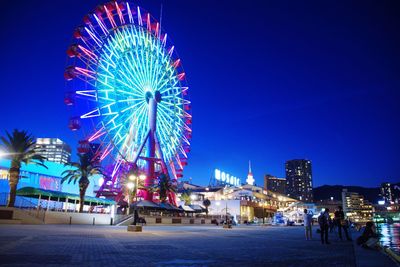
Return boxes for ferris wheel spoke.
[119,101,144,114]
[135,46,150,88]
[84,27,103,48]
[115,72,143,95]
[126,3,134,24]
[66,3,192,187]
[93,14,109,36]
[158,104,182,124]
[125,52,147,89]
[119,60,145,91]
[123,102,147,125]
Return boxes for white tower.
[246,160,255,185]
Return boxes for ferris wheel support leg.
[144,97,158,201]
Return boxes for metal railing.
[0,193,46,222]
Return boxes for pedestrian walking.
[303,208,314,240]
[318,208,330,244]
[334,206,352,241]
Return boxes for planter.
[127,225,143,232]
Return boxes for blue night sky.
[1,1,399,187]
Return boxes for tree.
[203,198,211,216]
[180,189,192,205]
[157,173,177,203]
[61,153,103,213]
[0,129,47,207]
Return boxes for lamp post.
[129,173,146,202]
[126,182,134,214]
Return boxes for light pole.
[126,182,134,214]
[129,173,146,202]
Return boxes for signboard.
[214,169,241,187]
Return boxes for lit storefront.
[178,181,297,223]
[0,159,100,196]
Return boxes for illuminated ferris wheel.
[64,1,192,204]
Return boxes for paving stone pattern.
[0,224,389,267]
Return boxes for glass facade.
[285,159,313,202]
[0,159,100,196]
[35,138,71,164]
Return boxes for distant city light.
[378,200,385,205]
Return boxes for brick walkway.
[0,224,393,267]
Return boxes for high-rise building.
[342,189,373,223]
[35,138,71,164]
[264,174,286,195]
[285,159,313,202]
[381,182,393,204]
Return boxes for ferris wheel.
[64,1,192,204]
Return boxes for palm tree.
[203,198,211,216]
[0,129,47,207]
[157,173,177,203]
[61,153,102,212]
[180,189,192,205]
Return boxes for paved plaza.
[0,224,396,267]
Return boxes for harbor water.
[376,223,400,254]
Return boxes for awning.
[16,187,116,206]
[131,200,165,210]
[189,204,206,213]
[159,202,183,212]
[180,205,195,212]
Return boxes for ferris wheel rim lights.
[64,1,192,179]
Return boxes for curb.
[383,246,400,264]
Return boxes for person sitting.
[356,221,380,249]
[139,217,147,225]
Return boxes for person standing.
[334,206,352,241]
[303,208,314,240]
[318,208,330,244]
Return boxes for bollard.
[110,218,113,225]
[69,216,72,225]
[93,217,95,225]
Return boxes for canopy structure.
[159,202,183,212]
[189,204,206,213]
[16,187,116,206]
[180,205,195,212]
[131,200,165,210]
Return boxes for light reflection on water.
[376,223,400,254]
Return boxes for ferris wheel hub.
[145,90,162,103]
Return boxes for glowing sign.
[214,169,241,187]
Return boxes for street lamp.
[126,182,135,214]
[127,182,135,190]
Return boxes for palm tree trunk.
[7,166,20,207]
[79,181,89,213]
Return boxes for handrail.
[0,193,46,222]
[115,214,134,226]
